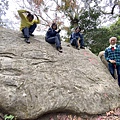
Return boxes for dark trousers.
[108,63,120,86]
[46,33,61,48]
[22,23,37,38]
[71,38,84,48]
[71,38,79,48]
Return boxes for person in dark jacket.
[105,37,120,87]
[70,26,85,50]
[45,23,62,52]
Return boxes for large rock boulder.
[98,51,108,68]
[0,27,120,120]
[98,51,117,79]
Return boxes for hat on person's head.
[109,37,117,43]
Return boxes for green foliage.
[79,9,101,32]
[84,28,112,55]
[84,18,120,55]
[110,18,120,38]
[67,8,101,42]
[66,8,120,55]
[4,114,15,120]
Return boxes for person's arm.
[47,28,57,37]
[71,32,76,39]
[57,29,61,33]
[104,49,109,61]
[73,32,80,39]
[18,10,30,19]
[79,33,83,40]
[105,49,116,63]
[34,14,40,24]
[105,48,111,62]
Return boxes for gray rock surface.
[98,51,117,79]
[0,27,120,119]
[98,51,108,68]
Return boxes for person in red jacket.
[18,10,40,43]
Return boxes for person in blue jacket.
[45,23,62,52]
[70,26,85,50]
[105,37,120,87]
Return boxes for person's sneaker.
[59,46,62,50]
[77,46,80,50]
[29,33,34,36]
[57,47,63,53]
[25,38,30,44]
[80,46,85,49]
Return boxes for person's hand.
[57,29,61,33]
[34,14,39,20]
[78,37,80,41]
[81,30,84,33]
[26,11,30,14]
[109,60,116,63]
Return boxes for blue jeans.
[46,33,61,48]
[22,23,37,38]
[71,38,79,48]
[71,37,84,48]
[108,63,120,86]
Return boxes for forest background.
[1,0,120,55]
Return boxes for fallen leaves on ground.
[0,108,120,120]
[38,107,120,120]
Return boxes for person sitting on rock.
[45,23,62,52]
[45,23,62,53]
[70,26,85,50]
[18,10,40,44]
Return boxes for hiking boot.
[57,47,63,53]
[25,38,30,44]
[29,33,34,36]
[80,46,85,49]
